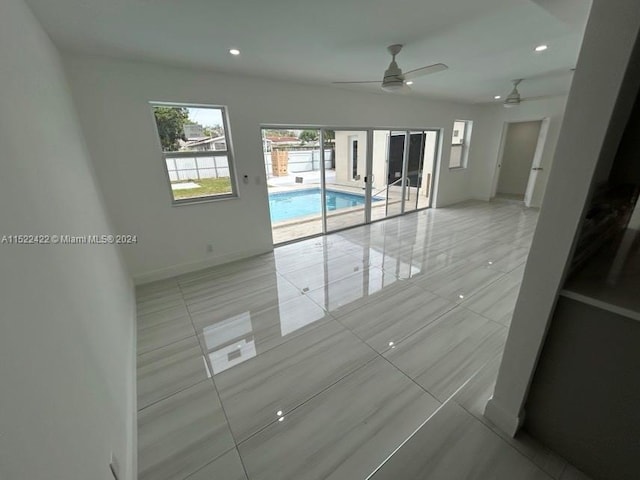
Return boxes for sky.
[187,107,223,128]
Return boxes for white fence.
[166,149,334,183]
[264,149,333,176]
[165,156,229,182]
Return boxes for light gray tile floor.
[134,200,592,480]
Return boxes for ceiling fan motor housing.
[503,80,522,107]
[382,59,404,91]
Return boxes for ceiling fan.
[502,70,575,107]
[332,44,448,92]
[503,79,525,107]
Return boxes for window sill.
[171,194,239,207]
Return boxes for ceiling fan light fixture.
[503,96,521,107]
[382,80,405,92]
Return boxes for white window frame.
[449,119,473,170]
[151,102,239,205]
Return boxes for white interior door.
[524,117,551,207]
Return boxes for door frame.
[490,117,550,207]
[261,124,443,244]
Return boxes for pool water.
[269,188,382,222]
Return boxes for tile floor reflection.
[135,200,591,480]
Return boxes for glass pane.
[325,130,368,232]
[262,128,323,243]
[385,132,406,217]
[404,132,426,213]
[166,154,233,200]
[152,106,226,153]
[197,157,216,168]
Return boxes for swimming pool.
[269,188,382,222]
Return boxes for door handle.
[532,167,543,171]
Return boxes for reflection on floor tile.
[337,284,455,353]
[214,321,376,442]
[196,294,333,369]
[426,262,505,303]
[383,306,507,401]
[132,200,568,480]
[137,336,209,410]
[137,304,190,332]
[369,402,552,480]
[137,381,235,480]
[185,448,248,480]
[238,357,440,480]
[452,355,567,479]
[463,272,522,325]
[305,266,399,314]
[137,315,195,355]
[136,291,185,317]
[280,252,369,291]
[183,271,300,315]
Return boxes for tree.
[203,124,225,138]
[299,129,318,143]
[323,129,335,143]
[153,107,189,151]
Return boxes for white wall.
[334,131,368,186]
[371,130,390,192]
[62,54,488,283]
[0,1,136,479]
[485,0,640,436]
[497,120,542,195]
[471,95,568,206]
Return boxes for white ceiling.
[25,0,591,103]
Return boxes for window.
[151,103,237,203]
[449,120,473,169]
[350,136,359,180]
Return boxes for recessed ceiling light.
[494,95,501,100]
[535,44,548,52]
[229,48,240,56]
[406,81,414,85]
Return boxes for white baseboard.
[133,247,272,285]
[484,396,524,437]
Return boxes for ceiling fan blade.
[521,94,562,102]
[404,63,448,80]
[331,80,380,84]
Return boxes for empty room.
[2,0,640,480]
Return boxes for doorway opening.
[493,119,549,205]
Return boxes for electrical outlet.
[206,243,214,253]
[109,452,120,480]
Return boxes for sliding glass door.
[262,126,440,244]
[405,130,439,213]
[370,129,440,221]
[324,129,369,232]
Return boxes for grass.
[172,177,232,200]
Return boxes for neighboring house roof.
[182,135,226,148]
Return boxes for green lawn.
[172,177,232,200]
